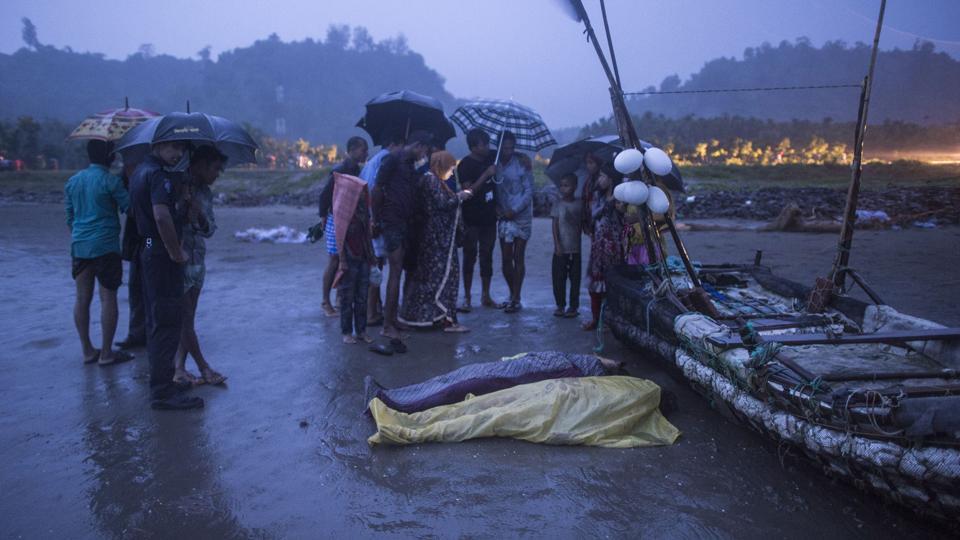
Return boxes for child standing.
[551,174,583,318]
[331,172,376,344]
[583,163,625,330]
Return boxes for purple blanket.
[364,351,608,414]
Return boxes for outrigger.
[562,0,960,520]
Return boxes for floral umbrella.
[67,98,160,142]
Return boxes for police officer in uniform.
[129,140,204,410]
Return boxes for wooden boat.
[604,262,960,519]
[561,0,960,521]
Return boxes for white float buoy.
[614,148,644,175]
[620,181,649,205]
[613,182,628,202]
[644,147,673,177]
[646,186,670,214]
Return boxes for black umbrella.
[546,135,684,192]
[545,135,622,182]
[116,112,258,167]
[356,90,456,147]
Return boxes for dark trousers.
[126,250,146,341]
[552,253,582,310]
[140,240,183,400]
[462,222,496,279]
[338,256,370,335]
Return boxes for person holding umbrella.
[450,99,556,313]
[66,99,159,351]
[129,139,202,409]
[456,129,499,312]
[371,130,432,340]
[124,113,221,410]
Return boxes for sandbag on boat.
[368,376,680,448]
[364,351,608,414]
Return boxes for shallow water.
[1,203,957,538]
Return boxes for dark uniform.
[129,155,185,400]
[120,188,146,345]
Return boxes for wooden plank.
[707,328,960,348]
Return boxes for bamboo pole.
[830,0,887,291]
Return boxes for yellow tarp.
[368,376,680,448]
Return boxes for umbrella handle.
[490,131,504,185]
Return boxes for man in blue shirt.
[65,140,134,366]
[129,141,203,410]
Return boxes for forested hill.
[627,39,960,125]
[0,24,454,143]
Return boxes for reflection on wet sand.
[82,368,250,538]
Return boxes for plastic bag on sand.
[368,376,680,448]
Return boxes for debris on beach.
[234,226,307,244]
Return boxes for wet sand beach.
[1,202,958,538]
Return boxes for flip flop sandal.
[443,325,470,333]
[369,343,394,356]
[98,350,134,366]
[390,338,408,354]
[203,372,227,385]
[83,348,101,364]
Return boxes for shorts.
[184,263,206,292]
[380,223,407,254]
[72,252,123,290]
[498,220,532,243]
[325,214,337,255]
[372,236,386,259]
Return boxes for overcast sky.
[2,0,958,128]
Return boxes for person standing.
[583,163,625,330]
[399,151,471,331]
[173,146,227,386]
[330,172,376,344]
[116,157,146,350]
[494,131,534,313]
[318,136,369,317]
[457,129,499,312]
[371,130,431,339]
[129,141,203,410]
[65,140,134,366]
[359,135,404,327]
[551,173,583,318]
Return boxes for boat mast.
[829,0,887,291]
[567,1,662,262]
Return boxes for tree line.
[0,19,453,145]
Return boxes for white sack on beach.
[234,226,308,244]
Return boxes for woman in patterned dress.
[583,162,625,331]
[399,151,472,332]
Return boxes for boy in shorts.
[65,140,134,366]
